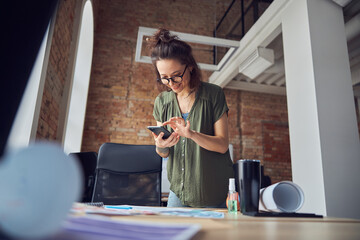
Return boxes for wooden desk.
[109,209,360,240]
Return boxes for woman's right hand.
[152,131,179,158]
[152,131,179,148]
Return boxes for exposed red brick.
[36,0,77,140]
[36,0,360,184]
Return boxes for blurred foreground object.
[0,142,82,239]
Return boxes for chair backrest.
[92,143,162,206]
[69,152,98,202]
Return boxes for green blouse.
[153,82,234,207]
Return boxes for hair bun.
[147,28,177,49]
[157,28,175,42]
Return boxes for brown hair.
[147,28,202,92]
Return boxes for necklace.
[177,91,195,114]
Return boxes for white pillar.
[282,0,360,219]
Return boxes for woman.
[148,28,234,208]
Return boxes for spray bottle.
[227,178,239,213]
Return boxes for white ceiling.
[135,0,360,97]
[213,0,360,96]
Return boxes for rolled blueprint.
[259,181,304,212]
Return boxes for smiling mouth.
[171,84,181,90]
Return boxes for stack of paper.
[50,215,200,240]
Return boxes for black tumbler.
[235,159,261,213]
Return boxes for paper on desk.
[107,205,225,219]
[136,205,224,218]
[51,215,200,240]
[259,181,304,212]
[71,203,154,216]
[71,203,224,218]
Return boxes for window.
[63,0,94,154]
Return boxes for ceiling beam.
[209,0,292,88]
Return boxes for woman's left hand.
[163,117,193,139]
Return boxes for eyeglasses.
[158,65,188,85]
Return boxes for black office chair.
[92,143,162,206]
[69,152,98,202]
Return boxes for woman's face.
[156,59,191,94]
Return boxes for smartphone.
[147,126,171,139]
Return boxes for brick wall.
[36,0,77,140]
[35,0,294,183]
[34,0,360,185]
[262,121,292,182]
[36,0,100,141]
[224,88,290,183]
[81,0,218,152]
[238,91,291,183]
[80,0,293,183]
